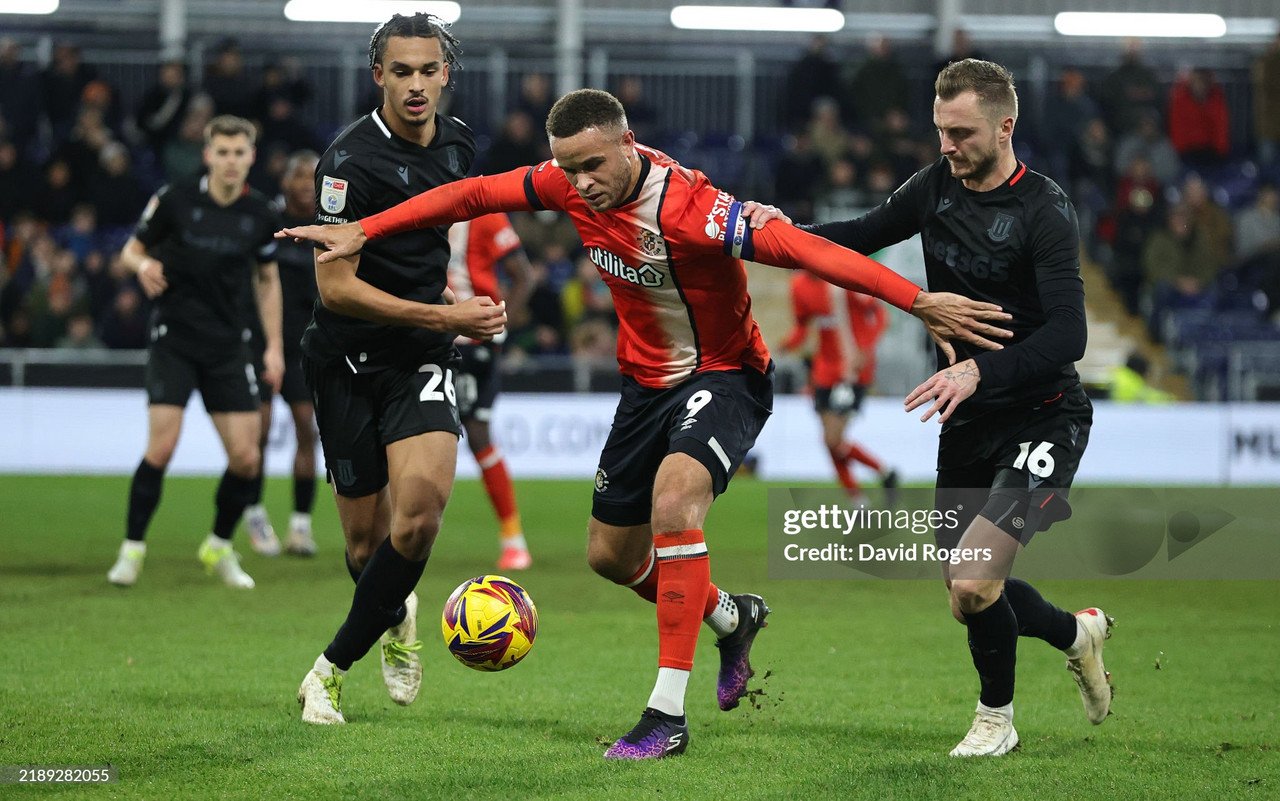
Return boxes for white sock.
[313,654,346,676]
[1064,619,1088,659]
[245,503,267,520]
[290,512,312,531]
[704,589,739,638]
[646,667,689,718]
[120,540,146,556]
[977,701,1014,723]
[502,534,528,551]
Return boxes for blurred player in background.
[280,88,1012,758]
[239,149,322,557]
[750,59,1112,758]
[106,115,283,589]
[291,13,506,726]
[781,272,898,505]
[446,212,534,570]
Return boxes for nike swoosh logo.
[334,151,350,168]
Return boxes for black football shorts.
[813,382,866,415]
[145,332,259,413]
[454,343,501,424]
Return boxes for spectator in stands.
[515,72,554,126]
[32,159,79,226]
[57,106,115,191]
[1068,118,1114,230]
[100,285,148,349]
[932,29,986,76]
[163,94,214,181]
[1099,38,1162,136]
[1042,68,1100,179]
[1254,31,1280,168]
[484,110,544,175]
[614,77,660,145]
[89,141,148,226]
[254,57,314,118]
[1110,352,1173,403]
[55,203,98,263]
[1115,109,1181,187]
[873,107,923,184]
[1142,204,1221,313]
[562,253,614,330]
[1168,68,1230,168]
[1181,174,1234,272]
[510,259,567,357]
[1235,184,1280,261]
[842,35,909,131]
[81,249,117,322]
[863,160,898,202]
[0,138,35,224]
[202,38,254,119]
[0,38,41,156]
[2,307,32,347]
[784,35,840,133]
[26,247,83,347]
[805,96,849,167]
[1109,157,1165,314]
[773,132,825,224]
[39,42,97,145]
[814,157,866,217]
[136,61,193,157]
[57,311,105,350]
[258,95,320,156]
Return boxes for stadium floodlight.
[283,0,461,24]
[0,0,58,14]
[670,5,845,33]
[1054,12,1226,38]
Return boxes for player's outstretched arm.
[276,168,538,264]
[749,222,1012,363]
[905,359,981,424]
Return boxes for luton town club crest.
[321,176,347,214]
[987,212,1015,242]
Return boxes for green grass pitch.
[1,475,1276,799]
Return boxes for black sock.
[248,466,265,507]
[323,537,425,670]
[344,550,363,585]
[1004,577,1079,651]
[962,593,1018,708]
[212,470,259,540]
[294,475,316,514]
[126,459,166,542]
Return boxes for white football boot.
[1068,607,1115,724]
[950,705,1019,757]
[107,541,146,587]
[243,504,281,556]
[285,513,317,556]
[197,535,256,589]
[298,656,346,725]
[380,591,423,705]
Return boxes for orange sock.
[845,441,883,472]
[477,445,521,538]
[654,530,710,671]
[621,547,721,621]
[829,445,859,492]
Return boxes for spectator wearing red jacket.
[1168,68,1230,167]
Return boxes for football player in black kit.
[107,114,284,590]
[240,150,324,558]
[746,59,1113,756]
[292,13,506,724]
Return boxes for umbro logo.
[661,590,685,602]
[333,150,351,168]
[937,197,953,214]
[397,165,409,185]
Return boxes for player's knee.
[346,538,378,569]
[393,510,442,560]
[650,487,700,533]
[950,580,998,615]
[585,539,631,582]
[145,441,178,467]
[226,445,260,477]
[823,431,843,452]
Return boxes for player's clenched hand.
[137,258,168,299]
[738,201,792,229]
[905,358,981,424]
[262,346,285,394]
[447,296,506,340]
[275,222,368,264]
[910,291,1013,365]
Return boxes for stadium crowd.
[2,32,1280,376]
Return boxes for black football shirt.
[276,208,320,354]
[134,175,280,353]
[301,108,476,371]
[803,158,1086,424]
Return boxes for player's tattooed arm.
[904,358,982,424]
